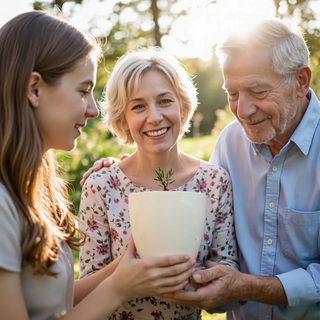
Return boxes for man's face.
[222,48,301,146]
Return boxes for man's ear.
[27,72,42,108]
[296,65,311,98]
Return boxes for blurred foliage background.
[34,0,319,214]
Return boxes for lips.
[144,127,169,137]
[75,123,85,130]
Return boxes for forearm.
[74,257,122,306]
[61,276,125,320]
[239,273,288,305]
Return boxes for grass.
[178,135,218,162]
[203,312,226,320]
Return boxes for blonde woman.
[0,12,195,320]
[79,47,239,320]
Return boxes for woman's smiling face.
[124,70,184,155]
[33,55,99,152]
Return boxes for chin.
[61,141,77,152]
[244,128,276,145]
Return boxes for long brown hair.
[0,11,102,276]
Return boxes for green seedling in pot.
[154,168,175,191]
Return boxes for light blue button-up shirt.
[210,89,320,320]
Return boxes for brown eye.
[160,99,172,103]
[132,104,144,110]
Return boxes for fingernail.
[193,273,201,281]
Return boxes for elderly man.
[158,18,320,320]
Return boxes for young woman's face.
[34,55,99,152]
[124,70,184,155]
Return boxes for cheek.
[123,119,129,131]
[228,100,238,116]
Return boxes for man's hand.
[156,262,244,310]
[156,261,288,310]
[80,154,129,186]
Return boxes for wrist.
[101,274,129,305]
[237,273,288,305]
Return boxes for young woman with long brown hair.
[0,11,195,320]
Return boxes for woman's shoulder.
[82,162,130,197]
[0,183,19,219]
[0,183,21,247]
[84,162,124,185]
[199,159,230,179]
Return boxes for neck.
[268,95,309,157]
[123,147,185,177]
[119,144,199,190]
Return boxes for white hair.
[216,18,310,83]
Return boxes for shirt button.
[267,239,273,245]
[269,202,275,208]
[272,166,278,171]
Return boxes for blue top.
[210,89,320,320]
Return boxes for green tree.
[273,0,320,95]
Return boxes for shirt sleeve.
[276,264,320,306]
[0,185,22,272]
[78,172,112,279]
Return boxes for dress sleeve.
[78,171,112,279]
[207,169,239,270]
[0,185,22,272]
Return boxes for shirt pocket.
[284,208,320,261]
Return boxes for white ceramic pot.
[128,191,207,259]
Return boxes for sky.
[1,0,318,61]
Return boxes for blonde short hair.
[101,47,198,146]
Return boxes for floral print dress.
[79,160,238,320]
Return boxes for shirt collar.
[290,89,320,156]
[252,89,320,156]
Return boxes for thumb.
[192,266,220,284]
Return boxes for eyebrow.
[79,80,95,86]
[128,91,174,103]
[247,83,262,88]
[222,83,264,90]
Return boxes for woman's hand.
[110,238,196,301]
[80,154,129,186]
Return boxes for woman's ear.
[180,105,188,127]
[27,72,42,108]
[123,118,129,131]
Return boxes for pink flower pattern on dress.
[96,243,109,255]
[110,176,121,190]
[196,179,207,192]
[79,161,238,320]
[216,212,229,225]
[88,219,99,232]
[111,228,119,241]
